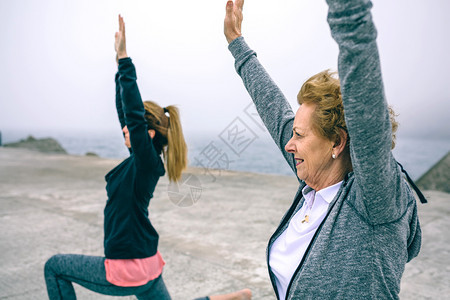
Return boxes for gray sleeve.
[327,0,407,223]
[228,37,297,176]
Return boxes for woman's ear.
[148,129,156,139]
[333,128,348,157]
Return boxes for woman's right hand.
[115,14,128,60]
[224,0,244,44]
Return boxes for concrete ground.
[0,148,448,299]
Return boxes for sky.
[1,0,449,139]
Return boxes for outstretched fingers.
[115,14,128,59]
[224,0,244,44]
[225,1,234,21]
[119,14,125,34]
[235,0,244,12]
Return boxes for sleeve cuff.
[117,57,136,79]
[118,57,133,71]
[228,36,251,59]
[118,57,132,64]
[326,0,372,18]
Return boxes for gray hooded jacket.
[228,0,422,299]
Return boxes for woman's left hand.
[115,14,128,59]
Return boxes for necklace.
[300,186,316,224]
[301,191,315,223]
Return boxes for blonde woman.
[43,14,185,299]
[44,14,251,300]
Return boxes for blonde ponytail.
[164,105,187,182]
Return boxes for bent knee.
[44,254,64,275]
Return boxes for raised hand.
[115,14,128,60]
[224,0,244,44]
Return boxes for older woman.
[224,0,426,299]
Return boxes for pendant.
[301,215,309,223]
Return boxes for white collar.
[302,181,343,204]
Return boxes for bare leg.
[209,289,252,300]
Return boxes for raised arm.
[114,15,161,170]
[225,1,297,175]
[326,0,407,222]
[114,15,127,134]
[115,72,126,130]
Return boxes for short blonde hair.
[297,70,398,149]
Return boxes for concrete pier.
[0,148,448,299]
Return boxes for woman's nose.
[285,137,295,153]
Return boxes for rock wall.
[3,135,67,154]
[416,151,450,193]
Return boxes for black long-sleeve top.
[103,57,165,259]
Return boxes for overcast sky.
[1,0,449,139]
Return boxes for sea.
[1,128,449,181]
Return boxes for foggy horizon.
[1,0,449,140]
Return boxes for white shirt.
[269,181,343,300]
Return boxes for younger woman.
[44,15,250,300]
